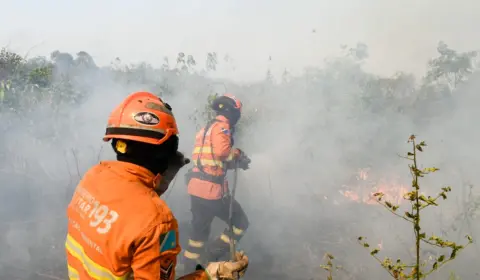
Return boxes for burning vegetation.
[340,168,409,206]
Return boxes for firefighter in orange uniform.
[182,94,251,272]
[65,91,248,280]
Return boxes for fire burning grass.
[340,168,410,206]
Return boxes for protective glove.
[155,151,190,195]
[235,149,251,171]
[226,149,250,170]
[205,251,249,280]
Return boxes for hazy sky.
[0,0,478,81]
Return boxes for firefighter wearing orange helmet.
[65,91,248,280]
[182,94,251,272]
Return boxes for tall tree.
[425,41,477,90]
[206,52,218,71]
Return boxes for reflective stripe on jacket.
[187,115,236,200]
[66,161,209,280]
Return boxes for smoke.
[1,43,480,280]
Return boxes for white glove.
[205,251,249,280]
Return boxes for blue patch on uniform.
[221,127,230,135]
[159,230,177,253]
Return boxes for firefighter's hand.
[236,150,251,171]
[157,152,190,194]
[205,251,249,280]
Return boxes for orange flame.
[372,181,409,205]
[341,168,409,206]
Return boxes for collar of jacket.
[98,160,162,189]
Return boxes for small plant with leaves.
[320,253,342,280]
[188,93,218,130]
[358,134,473,279]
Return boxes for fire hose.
[228,161,239,279]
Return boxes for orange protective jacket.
[65,161,209,280]
[187,115,236,200]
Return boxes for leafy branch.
[320,253,342,280]
[358,135,473,279]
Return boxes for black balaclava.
[217,109,241,127]
[111,135,178,175]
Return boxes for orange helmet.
[103,91,178,145]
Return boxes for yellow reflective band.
[193,147,213,153]
[188,239,204,248]
[233,226,244,235]
[68,264,80,280]
[192,158,224,168]
[205,269,215,280]
[220,233,236,245]
[65,234,129,280]
[184,250,200,260]
[227,151,235,161]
